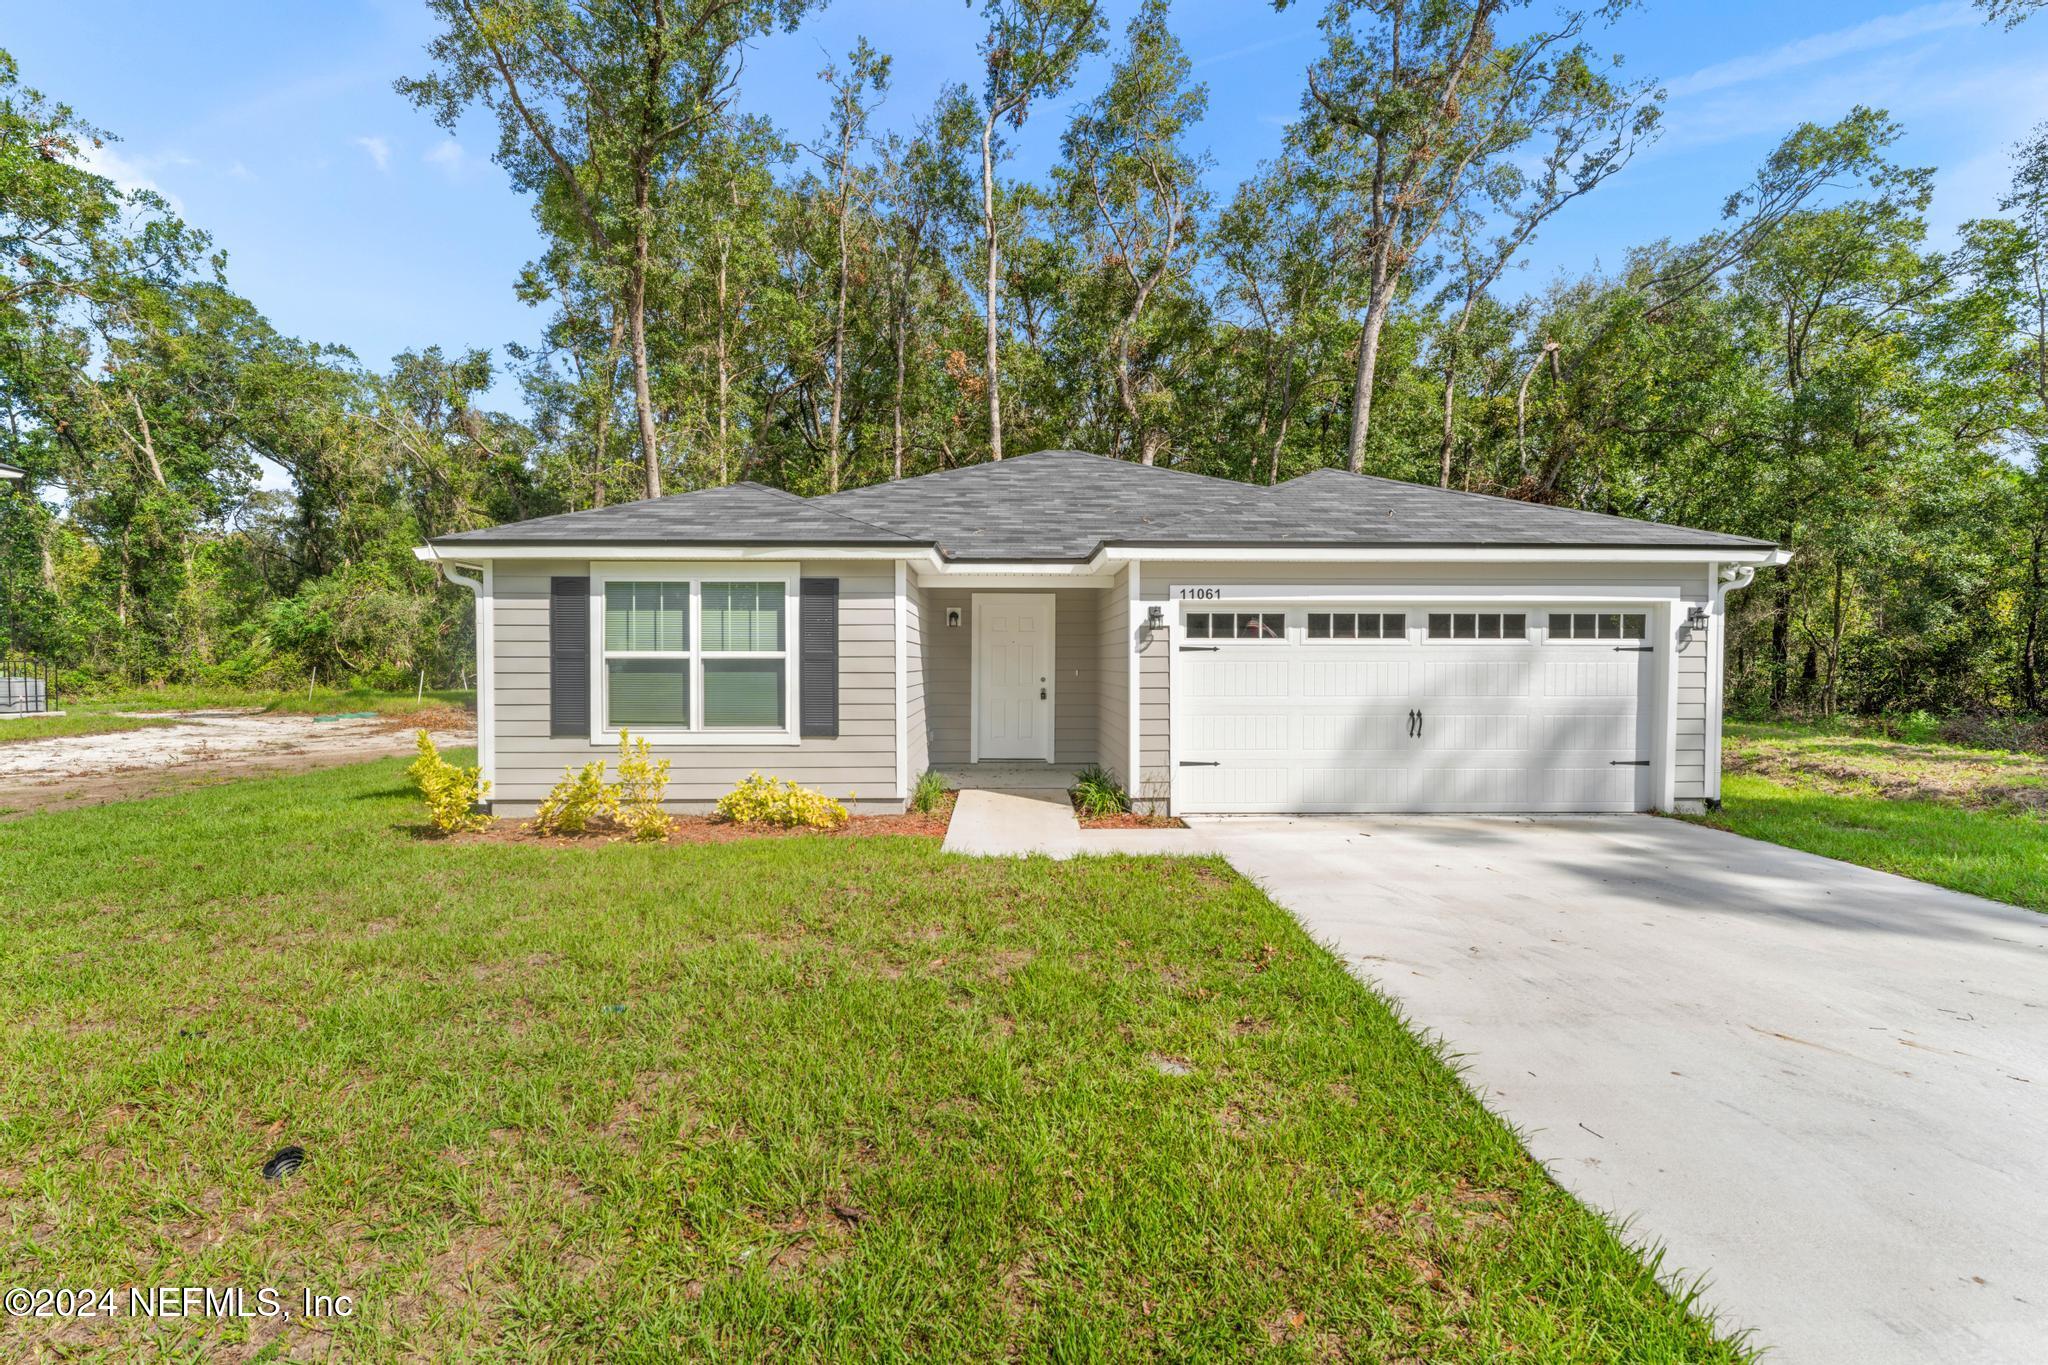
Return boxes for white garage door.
[1176,605,1656,814]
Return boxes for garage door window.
[1307,611,1406,640]
[1548,612,1646,641]
[1426,611,1526,641]
[1186,611,1285,640]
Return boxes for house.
[0,460,23,483]
[415,450,1787,817]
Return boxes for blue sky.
[10,0,2048,417]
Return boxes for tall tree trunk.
[892,286,909,481]
[1770,531,1795,711]
[828,186,850,493]
[1267,346,1297,486]
[594,307,626,509]
[628,181,660,499]
[715,237,732,486]
[980,115,1004,461]
[1439,350,1458,489]
[1343,291,1393,474]
[2024,523,2046,714]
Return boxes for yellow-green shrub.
[407,730,491,833]
[613,732,674,841]
[531,759,618,835]
[714,771,849,830]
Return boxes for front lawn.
[0,712,184,745]
[1688,721,2048,913]
[0,758,1739,1360]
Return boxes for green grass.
[0,712,184,744]
[68,683,476,717]
[0,757,1740,1361]
[1686,720,2048,913]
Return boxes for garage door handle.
[1610,759,1650,766]
[1179,760,1220,767]
[1179,645,1219,652]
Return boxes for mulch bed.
[453,792,956,846]
[1078,811,1187,830]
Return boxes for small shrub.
[1069,764,1130,818]
[532,759,618,835]
[613,732,674,841]
[407,730,491,833]
[715,771,849,830]
[910,769,953,814]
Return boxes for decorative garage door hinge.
[1178,645,1219,652]
[1609,759,1651,766]
[1179,760,1220,767]
[1613,645,1655,652]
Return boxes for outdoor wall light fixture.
[946,607,962,628]
[1147,606,1165,628]
[1686,605,1709,629]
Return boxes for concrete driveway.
[1194,814,2048,1364]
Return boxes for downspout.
[1708,563,1762,807]
[431,554,495,807]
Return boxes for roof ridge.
[737,478,929,542]
[1276,466,1776,545]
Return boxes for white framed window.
[591,564,800,745]
[1306,611,1407,642]
[1547,611,1646,642]
[1426,611,1527,642]
[1185,610,1285,640]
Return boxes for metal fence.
[1,655,56,717]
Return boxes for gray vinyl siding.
[1134,560,1715,811]
[489,558,899,814]
[904,579,929,781]
[1096,564,1131,788]
[920,587,1102,768]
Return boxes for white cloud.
[1665,2,1976,98]
[351,135,392,172]
[75,141,184,214]
[424,138,466,178]
[227,160,256,182]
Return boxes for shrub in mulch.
[450,792,956,847]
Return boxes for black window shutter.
[550,576,590,737]
[800,577,839,738]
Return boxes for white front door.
[974,593,1055,761]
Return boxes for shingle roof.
[429,450,1776,557]
[429,480,921,547]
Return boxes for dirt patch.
[1727,740,2048,814]
[0,709,473,818]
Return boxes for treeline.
[2,0,2046,718]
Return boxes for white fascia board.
[417,543,938,565]
[1106,545,1785,565]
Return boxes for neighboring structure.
[0,460,23,483]
[416,450,1786,817]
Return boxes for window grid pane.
[1503,613,1526,639]
[1306,613,1329,639]
[1623,614,1646,639]
[1187,613,1211,639]
[1428,613,1451,639]
[606,581,688,652]
[702,582,784,653]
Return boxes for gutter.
[426,551,494,804]
[1704,549,1791,804]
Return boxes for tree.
[1284,0,1636,472]
[810,40,890,492]
[400,0,815,499]
[878,92,977,479]
[969,0,1105,460]
[1059,0,1210,466]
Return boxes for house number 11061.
[1177,587,1224,600]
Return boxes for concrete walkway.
[942,789,1206,858]
[1194,814,2048,1365]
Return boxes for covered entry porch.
[907,567,1139,798]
